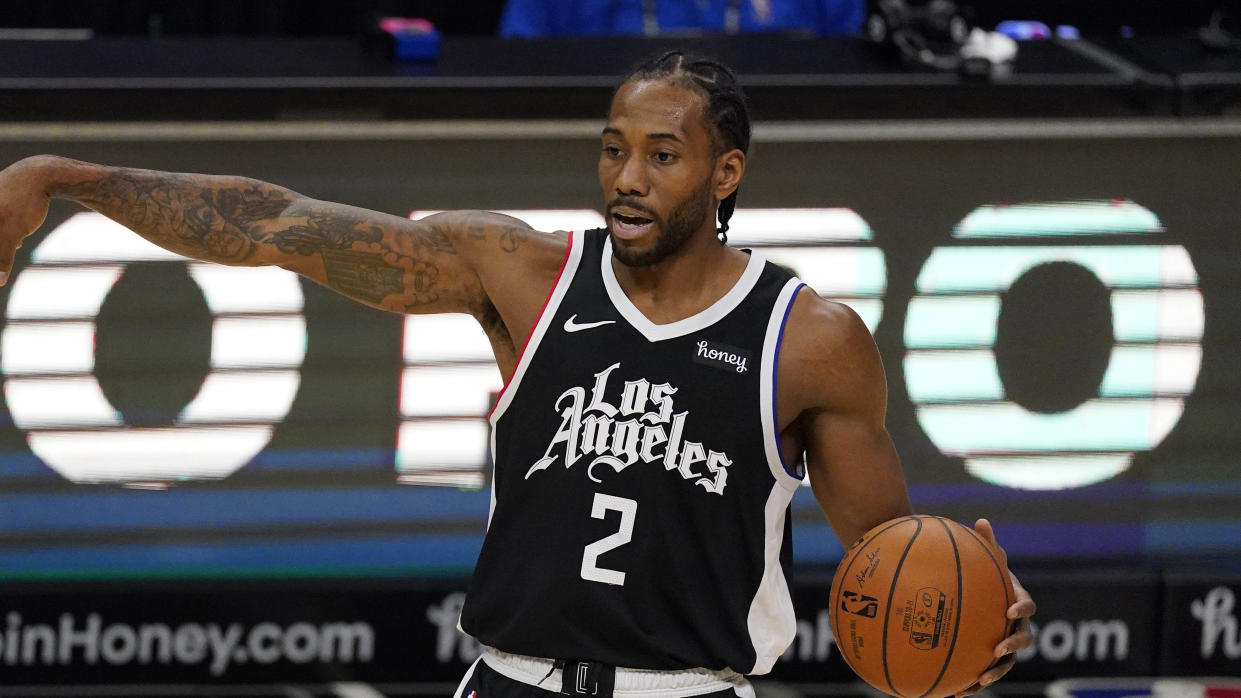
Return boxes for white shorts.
[454,646,757,698]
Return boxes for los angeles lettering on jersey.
[524,362,731,494]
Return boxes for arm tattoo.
[268,214,384,257]
[54,169,295,264]
[460,210,530,252]
[50,164,458,310]
[321,249,410,304]
[499,226,529,253]
[462,213,490,241]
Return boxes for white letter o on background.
[904,202,1204,490]
[0,213,306,484]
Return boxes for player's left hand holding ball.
[955,518,1036,697]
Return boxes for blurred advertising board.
[1160,576,1241,677]
[2,572,1235,685]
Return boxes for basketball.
[830,515,1015,698]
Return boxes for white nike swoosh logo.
[564,314,616,333]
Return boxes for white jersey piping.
[452,656,482,697]
[745,276,805,674]
[760,278,807,490]
[744,482,799,675]
[600,237,766,342]
[487,230,583,523]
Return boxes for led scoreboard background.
[0,125,1237,582]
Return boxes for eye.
[653,151,676,164]
[602,145,624,159]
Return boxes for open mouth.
[611,212,655,239]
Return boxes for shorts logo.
[694,340,750,374]
[577,663,592,694]
[562,660,607,696]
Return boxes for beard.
[608,177,714,268]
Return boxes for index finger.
[973,518,1009,566]
[1008,576,1037,620]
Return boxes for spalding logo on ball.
[830,515,1015,698]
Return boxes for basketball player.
[0,52,1033,697]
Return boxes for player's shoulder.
[782,288,875,364]
[777,287,886,415]
[420,209,569,269]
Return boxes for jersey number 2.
[580,493,637,586]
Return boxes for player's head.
[600,51,750,267]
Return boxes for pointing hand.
[0,156,57,285]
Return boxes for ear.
[713,149,746,202]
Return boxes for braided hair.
[620,51,751,244]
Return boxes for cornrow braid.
[620,51,752,245]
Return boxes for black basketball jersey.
[460,229,806,675]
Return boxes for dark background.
[0,1,1229,36]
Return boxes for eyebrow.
[601,126,684,143]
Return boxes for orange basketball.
[829,515,1015,698]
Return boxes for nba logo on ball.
[830,515,1014,698]
[841,590,879,618]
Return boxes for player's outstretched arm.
[0,156,556,319]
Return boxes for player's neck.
[609,228,750,326]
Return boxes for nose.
[614,156,648,197]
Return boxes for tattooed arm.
[0,156,564,334]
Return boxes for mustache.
[606,197,657,219]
